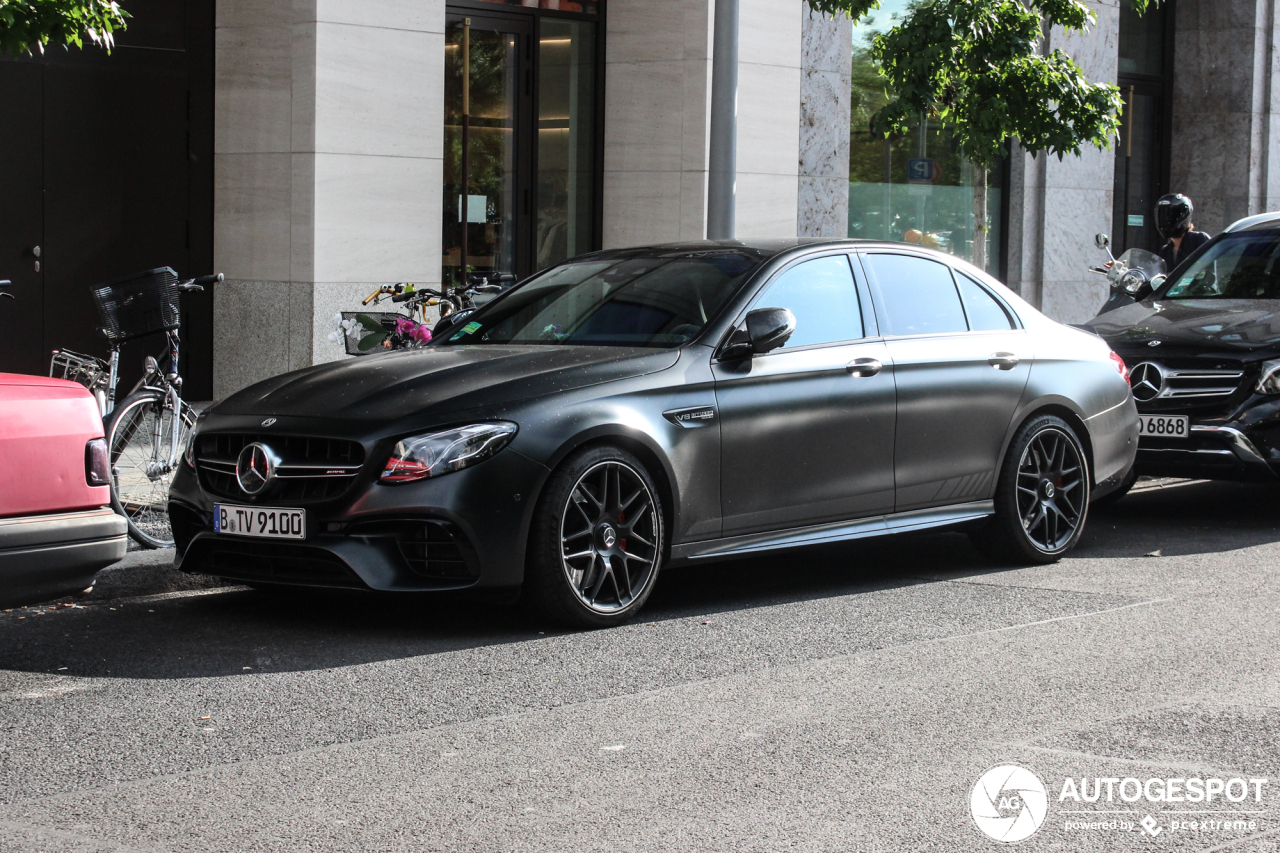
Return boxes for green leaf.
[354,313,389,352]
[0,0,130,57]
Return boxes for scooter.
[1090,233,1168,315]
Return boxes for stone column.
[797,6,851,238]
[1006,0,1120,323]
[602,0,805,246]
[602,0,715,247]
[1171,0,1280,233]
[213,0,444,398]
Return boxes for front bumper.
[0,507,127,607]
[169,446,550,598]
[1136,424,1277,481]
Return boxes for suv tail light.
[86,438,110,487]
[1109,351,1130,385]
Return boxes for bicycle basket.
[91,267,180,344]
[49,349,109,390]
[339,311,402,356]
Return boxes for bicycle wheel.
[105,391,195,548]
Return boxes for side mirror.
[746,307,796,354]
[718,307,796,360]
[1094,233,1110,251]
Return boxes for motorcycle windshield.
[1113,249,1167,281]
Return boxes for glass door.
[1111,82,1165,253]
[443,13,531,289]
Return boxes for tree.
[0,0,128,57]
[810,0,1159,269]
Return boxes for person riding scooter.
[1156,193,1211,269]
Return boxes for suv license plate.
[1137,415,1189,438]
[214,504,306,540]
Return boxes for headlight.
[380,422,517,483]
[1256,359,1280,394]
[1120,270,1147,294]
[182,429,197,469]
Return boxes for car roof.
[1223,212,1280,233]
[570,238,961,263]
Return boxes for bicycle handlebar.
[192,273,224,286]
[391,291,414,303]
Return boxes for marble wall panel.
[737,62,802,177]
[312,153,439,284]
[801,6,850,73]
[215,153,293,281]
[313,23,442,159]
[310,0,443,33]
[215,24,294,154]
[798,68,849,180]
[217,0,292,28]
[736,172,800,237]
[603,170,684,247]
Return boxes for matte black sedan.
[171,240,1137,627]
[1087,212,1280,496]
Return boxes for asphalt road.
[1,478,1279,852]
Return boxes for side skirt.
[668,501,994,564]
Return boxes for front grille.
[1151,366,1245,399]
[185,540,366,589]
[195,433,365,503]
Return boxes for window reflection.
[536,20,596,271]
[848,3,1002,274]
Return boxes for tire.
[105,391,195,549]
[1092,467,1138,507]
[524,446,665,629]
[969,414,1090,565]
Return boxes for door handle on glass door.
[988,352,1019,370]
[847,357,882,377]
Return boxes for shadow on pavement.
[0,477,1274,680]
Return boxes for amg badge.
[664,406,716,428]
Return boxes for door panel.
[887,331,1031,511]
[0,61,45,376]
[715,341,897,535]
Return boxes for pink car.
[0,372,127,606]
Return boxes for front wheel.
[105,391,195,549]
[524,446,665,629]
[969,414,1090,565]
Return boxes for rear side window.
[863,254,967,336]
[752,254,864,349]
[957,273,1015,331]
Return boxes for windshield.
[1162,229,1280,299]
[437,252,762,347]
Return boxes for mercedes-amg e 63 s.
[170,240,1137,627]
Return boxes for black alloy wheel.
[525,446,664,628]
[970,414,1090,564]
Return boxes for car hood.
[1086,299,1280,355]
[212,345,681,421]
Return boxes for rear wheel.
[970,414,1090,565]
[105,391,195,549]
[524,446,665,629]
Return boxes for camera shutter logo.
[970,765,1049,843]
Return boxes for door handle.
[988,352,1019,370]
[847,357,882,377]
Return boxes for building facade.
[1,0,1278,398]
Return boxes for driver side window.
[751,255,864,349]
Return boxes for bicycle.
[335,272,515,356]
[49,267,222,549]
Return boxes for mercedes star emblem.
[236,442,277,495]
[1147,340,1162,347]
[261,418,277,427]
[1130,362,1164,402]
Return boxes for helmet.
[1155,193,1194,239]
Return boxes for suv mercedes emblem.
[261,418,277,427]
[236,442,278,495]
[1130,362,1164,402]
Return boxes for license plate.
[214,504,306,540]
[1137,415,1190,438]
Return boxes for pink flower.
[411,324,433,344]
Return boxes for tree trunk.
[973,165,988,271]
